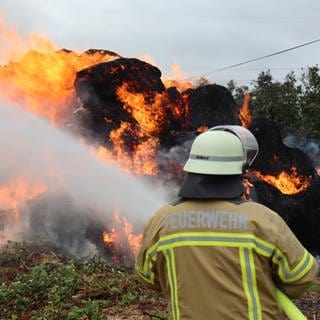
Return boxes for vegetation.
[0,242,319,320]
[0,242,167,320]
[227,65,320,142]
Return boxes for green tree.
[227,80,249,106]
[299,66,320,140]
[225,66,320,142]
[249,70,302,135]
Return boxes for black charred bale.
[183,84,241,131]
[247,116,320,254]
[251,177,320,255]
[80,48,121,58]
[73,58,167,151]
[75,57,165,106]
[157,84,244,182]
[249,116,317,178]
[58,48,121,58]
[157,86,187,149]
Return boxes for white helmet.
[183,125,258,175]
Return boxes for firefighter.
[135,125,319,320]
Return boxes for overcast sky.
[1,0,320,86]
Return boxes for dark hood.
[178,172,244,199]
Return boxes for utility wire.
[198,38,320,78]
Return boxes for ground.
[0,241,319,319]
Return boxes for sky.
[1,0,320,87]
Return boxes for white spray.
[0,100,168,259]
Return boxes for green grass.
[0,242,167,320]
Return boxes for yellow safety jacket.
[135,198,319,320]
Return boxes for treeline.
[226,65,320,143]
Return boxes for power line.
[199,38,320,78]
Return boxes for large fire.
[0,48,118,124]
[0,17,317,263]
[0,17,195,262]
[0,19,145,259]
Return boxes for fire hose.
[276,289,307,320]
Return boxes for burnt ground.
[0,242,319,320]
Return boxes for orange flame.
[0,17,118,124]
[0,49,117,124]
[93,124,159,175]
[0,179,47,244]
[116,82,167,136]
[0,179,47,210]
[196,125,208,133]
[242,177,254,200]
[0,16,56,63]
[114,83,175,175]
[239,93,252,128]
[102,211,142,263]
[162,63,194,92]
[251,167,312,195]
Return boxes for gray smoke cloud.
[284,134,320,169]
[0,100,168,259]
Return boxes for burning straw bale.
[249,117,317,177]
[72,57,183,162]
[185,84,241,131]
[73,58,166,133]
[251,177,320,255]
[248,116,320,254]
[72,57,241,152]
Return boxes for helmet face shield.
[209,125,259,167]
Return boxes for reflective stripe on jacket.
[136,199,319,320]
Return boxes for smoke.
[0,100,167,259]
[303,142,320,167]
[284,134,320,168]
